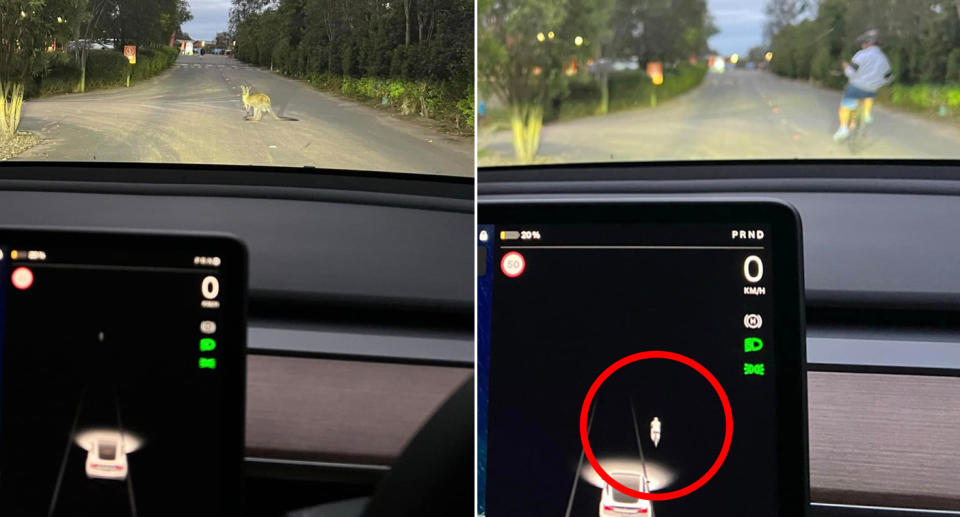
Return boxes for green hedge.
[303,72,474,133]
[26,47,179,99]
[548,63,707,122]
[130,47,179,82]
[879,83,960,114]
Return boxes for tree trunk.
[510,103,543,163]
[0,81,26,143]
[597,71,609,115]
[403,0,411,46]
[79,49,89,93]
[418,11,424,43]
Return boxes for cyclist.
[833,29,893,142]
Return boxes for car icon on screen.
[599,472,653,516]
[83,432,129,480]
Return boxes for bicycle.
[845,99,870,154]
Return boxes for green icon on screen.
[200,338,217,352]
[744,337,763,352]
[744,363,765,376]
[199,357,217,369]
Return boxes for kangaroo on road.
[240,85,298,122]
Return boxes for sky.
[707,0,767,57]
[180,0,769,51]
[181,0,230,41]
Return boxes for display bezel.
[478,199,808,516]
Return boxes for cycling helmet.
[857,29,880,44]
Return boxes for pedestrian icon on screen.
[650,417,661,447]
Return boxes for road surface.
[17,55,473,176]
[479,69,960,164]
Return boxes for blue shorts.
[841,85,876,109]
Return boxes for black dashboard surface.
[0,164,473,311]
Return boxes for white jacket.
[845,45,892,92]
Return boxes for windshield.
[610,475,641,503]
[2,0,474,176]
[478,0,960,166]
[98,441,117,460]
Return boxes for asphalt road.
[479,69,960,164]
[17,55,473,176]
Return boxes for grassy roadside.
[875,83,960,125]
[242,62,475,136]
[25,47,180,99]
[0,132,43,161]
[302,73,474,136]
[479,63,707,134]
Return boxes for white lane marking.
[811,503,960,515]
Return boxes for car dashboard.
[0,163,474,514]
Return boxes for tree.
[229,0,271,33]
[764,0,809,43]
[479,0,613,162]
[215,30,233,49]
[65,0,111,92]
[610,0,714,63]
[767,0,960,86]
[235,0,470,85]
[402,0,410,45]
[601,0,714,112]
[1,0,74,142]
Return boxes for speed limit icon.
[501,251,526,278]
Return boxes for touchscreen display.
[478,204,804,517]
[0,231,246,516]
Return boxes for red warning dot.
[12,267,33,290]
[500,251,525,278]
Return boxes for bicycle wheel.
[847,108,864,154]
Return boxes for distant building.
[177,40,201,55]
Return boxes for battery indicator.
[500,231,521,241]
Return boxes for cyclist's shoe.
[833,126,850,142]
[864,113,874,124]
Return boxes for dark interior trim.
[479,159,960,182]
[0,162,473,212]
[807,290,960,313]
[247,349,473,368]
[811,491,960,514]
[807,363,960,377]
[811,501,960,516]
[478,160,960,197]
[807,303,960,335]
[479,178,960,197]
[245,457,388,484]
[249,289,473,333]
